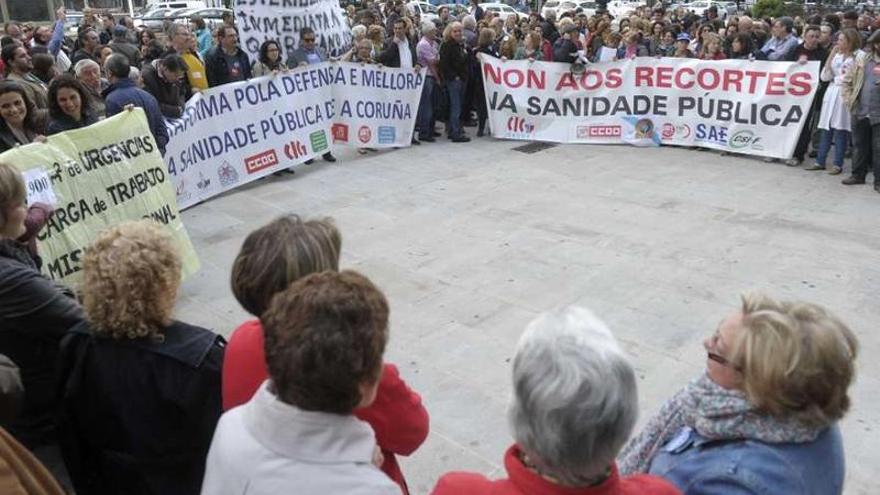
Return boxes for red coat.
[222,320,429,494]
[432,445,681,495]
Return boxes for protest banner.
[234,0,352,59]
[164,62,423,208]
[164,64,336,209]
[479,55,821,159]
[330,62,425,148]
[0,109,199,285]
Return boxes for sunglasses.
[707,330,742,372]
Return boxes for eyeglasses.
[303,37,316,42]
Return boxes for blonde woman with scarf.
[619,293,857,495]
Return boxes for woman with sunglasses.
[618,293,858,495]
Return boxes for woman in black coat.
[0,162,84,452]
[58,220,224,495]
[439,21,471,142]
[46,75,99,135]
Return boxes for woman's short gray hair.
[351,24,367,39]
[462,15,477,30]
[508,306,638,485]
[421,20,437,34]
[73,58,100,77]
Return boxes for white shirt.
[201,382,399,495]
[398,39,413,69]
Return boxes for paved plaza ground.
[175,137,879,494]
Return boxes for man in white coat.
[201,270,399,495]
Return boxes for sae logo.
[378,126,396,144]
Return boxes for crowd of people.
[0,156,861,493]
[1,2,879,189]
[0,3,870,493]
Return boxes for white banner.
[234,0,352,59]
[164,62,424,209]
[480,55,821,159]
[330,62,425,148]
[165,64,335,209]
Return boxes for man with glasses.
[205,26,251,87]
[286,28,337,163]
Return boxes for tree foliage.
[751,0,787,19]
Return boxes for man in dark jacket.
[108,25,140,67]
[785,24,829,167]
[141,53,188,118]
[102,54,169,155]
[204,26,251,87]
[70,28,99,67]
[285,27,337,163]
[377,19,418,68]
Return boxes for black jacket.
[0,239,83,448]
[46,111,99,135]
[439,40,469,83]
[141,64,185,118]
[69,49,96,68]
[553,38,579,63]
[0,112,48,153]
[109,39,141,68]
[58,320,225,495]
[204,46,252,87]
[377,38,418,68]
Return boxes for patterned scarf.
[617,373,826,475]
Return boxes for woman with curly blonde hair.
[57,219,225,495]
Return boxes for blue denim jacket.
[648,424,844,495]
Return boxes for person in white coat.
[812,28,862,175]
[201,270,400,495]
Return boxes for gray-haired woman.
[431,307,680,495]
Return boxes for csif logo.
[283,140,308,160]
[729,130,763,150]
[507,116,534,134]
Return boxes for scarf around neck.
[617,373,827,475]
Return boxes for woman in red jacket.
[223,214,429,494]
[432,307,680,495]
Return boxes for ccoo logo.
[507,116,534,134]
[284,140,308,160]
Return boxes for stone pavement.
[175,137,879,495]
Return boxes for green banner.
[0,109,199,286]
